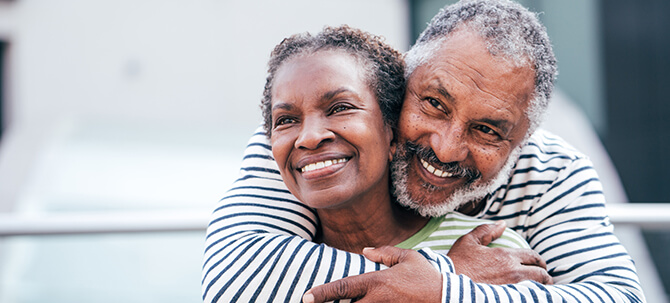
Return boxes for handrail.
[0,203,668,236]
[0,209,211,236]
[606,203,670,229]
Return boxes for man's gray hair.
[405,0,558,133]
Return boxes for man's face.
[393,28,535,216]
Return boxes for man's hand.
[447,221,553,285]
[302,246,442,303]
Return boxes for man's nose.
[295,117,335,150]
[430,124,468,164]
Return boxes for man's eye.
[428,98,445,111]
[476,125,498,136]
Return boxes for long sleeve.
[436,178,644,302]
[201,128,485,302]
[202,127,646,302]
[202,128,392,302]
[439,131,645,302]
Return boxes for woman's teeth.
[300,158,349,173]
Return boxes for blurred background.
[0,0,667,302]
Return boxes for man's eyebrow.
[480,118,512,133]
[435,83,454,104]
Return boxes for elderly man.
[202,0,644,302]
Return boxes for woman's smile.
[297,156,350,180]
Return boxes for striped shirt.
[202,127,645,302]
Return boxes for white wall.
[2,0,410,131]
[0,0,410,210]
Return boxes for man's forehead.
[405,40,534,138]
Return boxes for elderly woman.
[263,25,529,255]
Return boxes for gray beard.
[391,146,523,217]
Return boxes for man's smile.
[420,158,455,178]
[400,141,481,186]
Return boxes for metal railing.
[606,203,670,229]
[0,209,210,236]
[0,203,668,236]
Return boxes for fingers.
[491,248,552,285]
[304,247,437,302]
[361,246,413,267]
[516,250,552,285]
[515,264,554,285]
[515,248,547,270]
[303,273,373,303]
[465,221,507,246]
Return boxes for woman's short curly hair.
[261,25,405,138]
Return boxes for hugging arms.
[202,0,644,302]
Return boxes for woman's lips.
[300,158,349,173]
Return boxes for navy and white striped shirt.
[202,127,645,302]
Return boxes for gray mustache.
[399,141,482,183]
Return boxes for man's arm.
[203,127,451,302]
[306,141,645,302]
[443,157,643,301]
[201,127,562,302]
[202,127,370,302]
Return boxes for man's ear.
[387,126,396,162]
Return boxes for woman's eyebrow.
[322,87,356,101]
[271,102,294,112]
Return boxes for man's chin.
[392,160,499,218]
[398,195,466,218]
[391,143,523,218]
[396,182,484,217]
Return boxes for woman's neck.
[316,194,429,254]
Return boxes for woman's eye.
[331,104,351,114]
[428,98,445,111]
[275,117,296,127]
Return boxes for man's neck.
[457,197,487,216]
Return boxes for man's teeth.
[301,158,348,173]
[420,158,454,178]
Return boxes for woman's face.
[270,50,394,210]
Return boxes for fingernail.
[302,293,314,303]
[362,247,375,253]
[495,220,506,227]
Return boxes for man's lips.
[420,158,455,178]
[413,155,473,189]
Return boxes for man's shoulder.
[482,129,599,219]
[517,128,589,168]
[495,129,594,199]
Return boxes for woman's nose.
[294,117,335,150]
